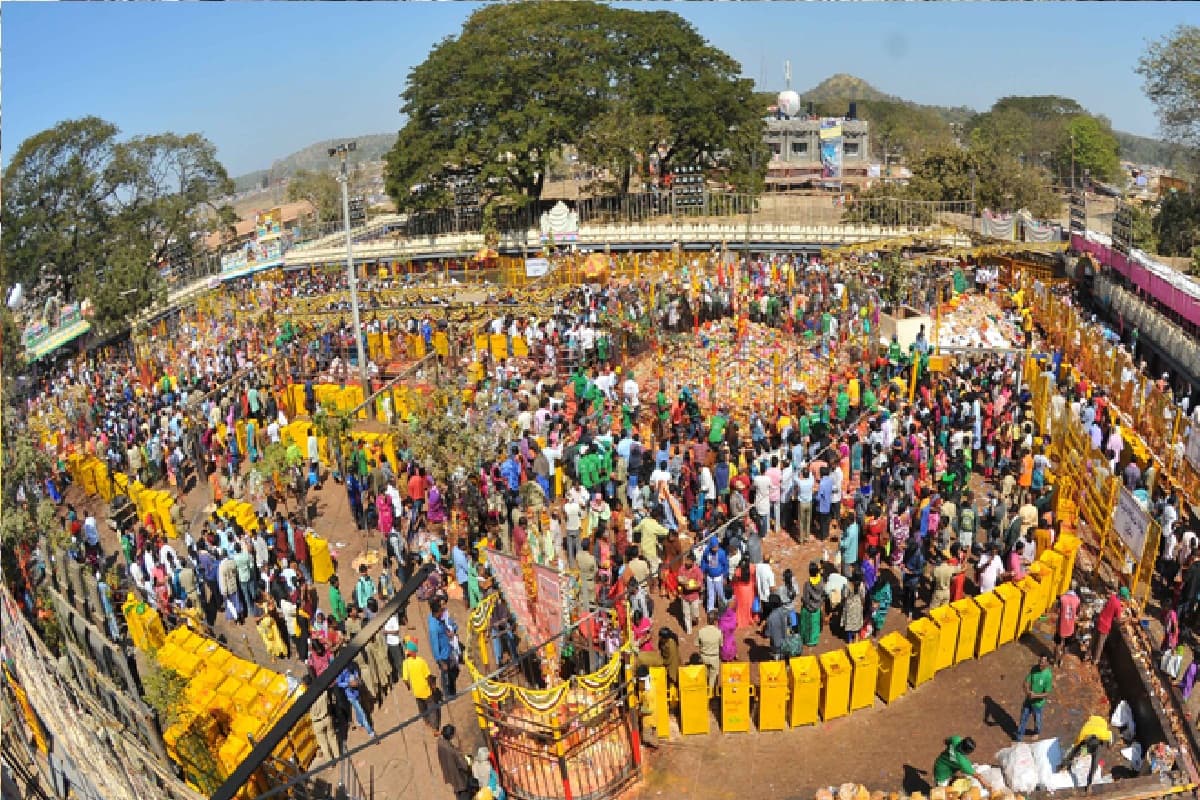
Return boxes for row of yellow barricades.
[278,381,432,424]
[474,332,533,361]
[152,626,317,797]
[649,533,1081,735]
[212,499,334,583]
[66,453,181,540]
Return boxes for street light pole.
[331,141,373,420]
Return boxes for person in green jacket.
[327,575,348,624]
[933,735,976,787]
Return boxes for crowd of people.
[16,246,1200,798]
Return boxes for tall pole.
[1070,131,1076,191]
[337,147,374,420]
[969,168,977,235]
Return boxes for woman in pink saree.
[719,595,739,662]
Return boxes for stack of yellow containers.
[154,627,318,798]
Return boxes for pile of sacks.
[812,782,1023,800]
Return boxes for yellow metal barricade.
[678,664,710,735]
[758,660,789,731]
[928,605,960,671]
[788,656,821,726]
[818,650,852,721]
[1053,533,1082,596]
[720,662,752,733]
[994,582,1023,645]
[876,632,911,703]
[649,665,671,738]
[1016,575,1045,636]
[1037,550,1065,602]
[907,617,941,687]
[846,640,879,711]
[950,598,981,664]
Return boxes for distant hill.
[799,73,901,104]
[232,133,395,192]
[795,74,1179,169]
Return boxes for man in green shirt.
[327,575,348,624]
[1017,655,1053,741]
[708,411,728,446]
[933,736,976,787]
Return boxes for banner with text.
[1113,486,1150,559]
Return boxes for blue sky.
[3,2,1191,177]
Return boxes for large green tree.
[1137,25,1200,152]
[286,169,341,226]
[2,119,232,333]
[968,96,1121,183]
[385,2,766,212]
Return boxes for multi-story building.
[764,116,871,191]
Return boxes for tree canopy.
[286,169,342,226]
[968,96,1121,184]
[384,2,767,212]
[1137,25,1200,152]
[2,118,232,333]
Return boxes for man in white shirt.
[795,471,815,543]
[562,494,584,566]
[622,375,640,410]
[751,468,772,543]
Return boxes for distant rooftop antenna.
[784,60,792,90]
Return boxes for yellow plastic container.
[846,641,879,711]
[233,682,260,709]
[788,656,821,726]
[818,649,852,721]
[907,617,941,687]
[928,605,960,671]
[227,659,259,683]
[974,592,1003,657]
[155,642,184,672]
[677,664,710,735]
[217,675,243,699]
[207,647,234,672]
[758,660,789,731]
[950,598,982,664]
[307,534,334,584]
[1053,533,1082,596]
[720,662,752,733]
[994,582,1023,645]
[876,632,912,703]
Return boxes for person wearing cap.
[1090,586,1131,663]
[437,724,477,800]
[933,735,977,787]
[401,638,441,731]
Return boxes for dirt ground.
[635,622,1116,800]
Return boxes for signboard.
[23,300,94,360]
[1186,424,1200,471]
[539,201,579,244]
[220,239,284,277]
[532,565,566,641]
[256,207,283,241]
[525,258,550,278]
[1113,486,1150,559]
[819,119,842,180]
[485,550,535,640]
